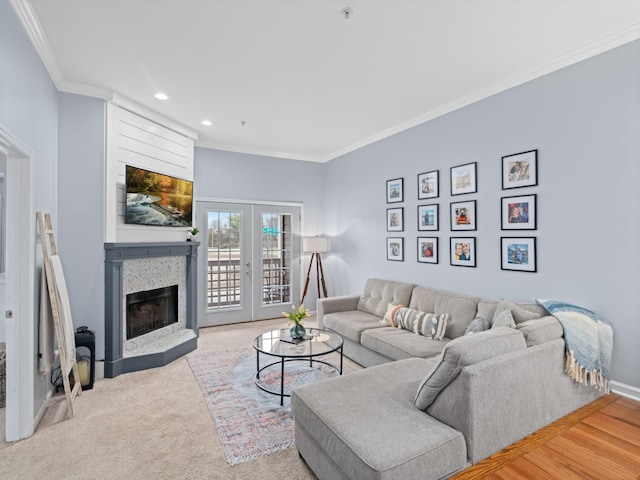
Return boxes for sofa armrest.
[426,338,601,464]
[316,295,361,329]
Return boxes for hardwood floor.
[451,394,640,479]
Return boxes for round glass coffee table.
[253,328,343,405]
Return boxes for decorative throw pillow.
[381,303,403,327]
[465,317,488,335]
[415,313,449,339]
[491,300,540,326]
[491,309,516,329]
[516,317,564,347]
[431,314,448,340]
[414,327,527,410]
[394,307,426,332]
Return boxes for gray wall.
[322,40,640,390]
[57,93,106,358]
[1,0,60,418]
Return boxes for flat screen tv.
[125,165,193,227]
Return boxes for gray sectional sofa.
[291,278,603,480]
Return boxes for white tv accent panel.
[105,104,195,243]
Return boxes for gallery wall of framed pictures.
[385,148,539,272]
[500,149,539,272]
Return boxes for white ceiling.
[15,0,640,162]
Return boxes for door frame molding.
[0,123,37,441]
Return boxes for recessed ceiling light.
[154,92,169,100]
[201,120,213,126]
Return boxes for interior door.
[196,201,301,327]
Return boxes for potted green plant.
[283,304,310,339]
[187,227,199,241]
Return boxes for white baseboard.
[610,380,640,402]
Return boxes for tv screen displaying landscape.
[125,165,193,227]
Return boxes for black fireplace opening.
[126,285,179,340]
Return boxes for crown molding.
[10,0,64,87]
[328,23,640,162]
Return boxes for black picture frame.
[386,178,404,203]
[387,207,404,232]
[417,204,439,231]
[450,162,477,196]
[501,237,537,272]
[501,194,536,230]
[417,170,439,199]
[417,237,438,264]
[502,149,538,189]
[387,237,404,261]
[450,237,476,267]
[450,200,477,231]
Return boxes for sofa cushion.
[477,300,546,325]
[491,309,516,329]
[381,302,404,327]
[291,358,467,480]
[361,327,450,360]
[491,300,541,326]
[324,311,384,343]
[408,287,480,339]
[516,316,564,346]
[414,327,527,410]
[357,278,415,318]
[394,307,427,332]
[464,317,488,335]
[415,313,449,340]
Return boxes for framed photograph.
[502,149,538,189]
[387,207,404,232]
[386,178,404,203]
[501,237,537,272]
[387,237,404,261]
[501,194,536,230]
[417,237,438,264]
[450,200,476,231]
[417,170,439,199]
[450,162,477,196]
[450,237,476,267]
[417,204,439,231]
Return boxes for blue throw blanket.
[535,299,613,393]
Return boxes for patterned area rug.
[187,346,344,465]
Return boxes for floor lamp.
[301,237,329,305]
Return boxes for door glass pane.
[261,213,291,305]
[207,210,242,310]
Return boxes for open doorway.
[0,124,37,442]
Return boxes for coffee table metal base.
[254,353,343,406]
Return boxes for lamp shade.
[303,236,329,253]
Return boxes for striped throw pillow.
[394,307,427,332]
[415,313,449,340]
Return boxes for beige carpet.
[0,317,357,480]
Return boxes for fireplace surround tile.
[104,242,199,378]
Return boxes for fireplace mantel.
[104,242,199,378]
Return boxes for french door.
[196,201,301,327]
